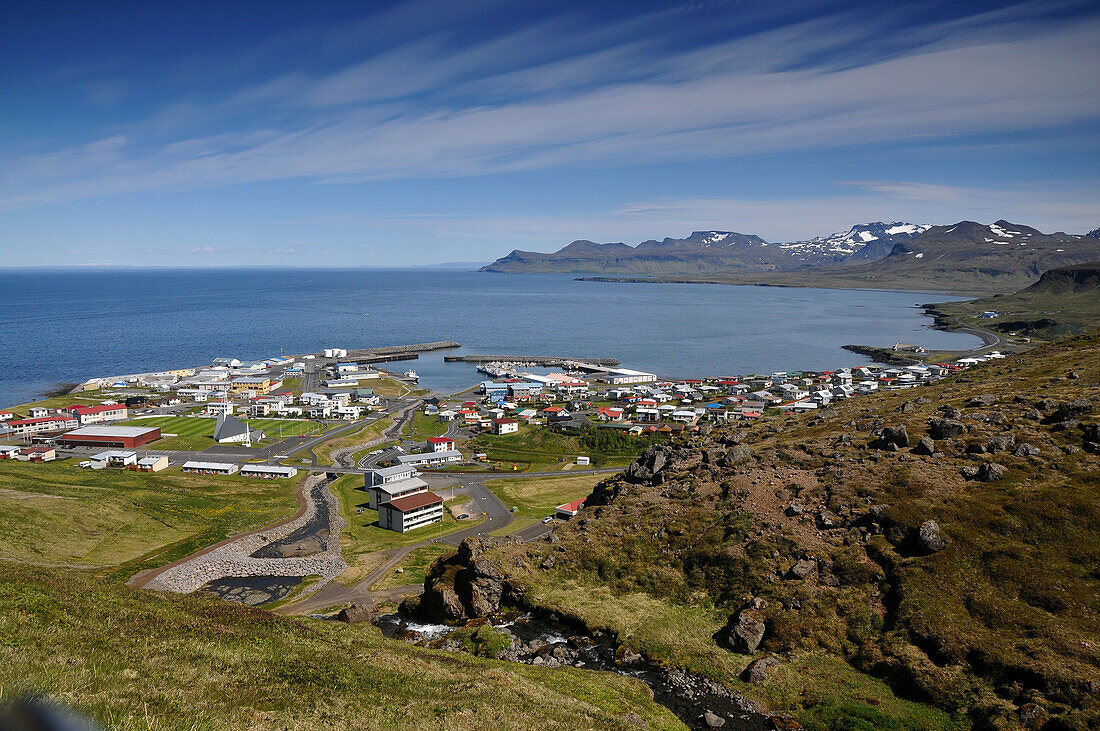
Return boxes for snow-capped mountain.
[780,222,932,263]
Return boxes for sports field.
[127,415,327,450]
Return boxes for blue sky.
[2,0,1098,267]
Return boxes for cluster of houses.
[0,401,131,439]
[0,444,57,462]
[459,355,1009,437]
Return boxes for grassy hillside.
[927,263,1100,343]
[0,563,679,730]
[458,332,1100,728]
[0,461,298,579]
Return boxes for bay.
[0,268,980,407]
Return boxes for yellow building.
[229,377,273,394]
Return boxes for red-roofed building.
[17,446,56,462]
[65,403,128,425]
[426,436,455,452]
[556,497,585,520]
[378,491,444,533]
[5,416,79,436]
[0,411,13,421]
[596,407,624,421]
[492,417,518,435]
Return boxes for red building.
[58,425,161,448]
[65,403,128,425]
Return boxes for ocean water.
[0,268,980,407]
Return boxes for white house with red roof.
[65,403,129,425]
[426,436,455,452]
[556,497,585,520]
[491,417,518,435]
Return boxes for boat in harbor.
[403,370,419,382]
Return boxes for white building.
[377,492,444,533]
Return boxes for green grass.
[312,416,394,465]
[125,415,327,451]
[486,473,606,520]
[406,410,449,440]
[0,562,682,730]
[0,460,299,577]
[468,424,590,470]
[370,544,455,591]
[370,376,414,398]
[3,389,127,416]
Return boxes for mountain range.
[481,220,1100,291]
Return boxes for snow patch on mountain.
[781,221,931,262]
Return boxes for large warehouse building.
[58,425,161,448]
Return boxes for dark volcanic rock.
[726,444,753,464]
[969,394,998,407]
[702,448,727,465]
[917,520,948,553]
[977,462,1007,482]
[420,537,509,622]
[987,433,1016,453]
[716,607,766,654]
[336,603,378,624]
[912,436,936,455]
[928,418,966,439]
[787,559,817,580]
[880,424,909,448]
[1014,443,1041,457]
[1047,398,1093,423]
[741,656,781,684]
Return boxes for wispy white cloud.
[284,180,1100,247]
[2,2,1099,207]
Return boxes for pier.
[443,355,620,366]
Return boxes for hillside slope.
[417,333,1100,729]
[834,221,1100,291]
[0,562,678,730]
[927,262,1100,342]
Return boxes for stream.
[376,610,775,730]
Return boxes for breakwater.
[443,355,620,366]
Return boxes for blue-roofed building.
[482,381,509,398]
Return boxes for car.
[541,516,554,524]
[457,514,469,520]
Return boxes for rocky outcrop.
[420,537,518,623]
[715,601,767,654]
[623,444,696,485]
[1045,398,1093,423]
[928,418,966,439]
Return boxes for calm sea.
[0,268,980,407]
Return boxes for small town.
[1,339,1008,539]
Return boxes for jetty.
[443,354,620,366]
[326,341,461,364]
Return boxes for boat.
[403,370,419,381]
